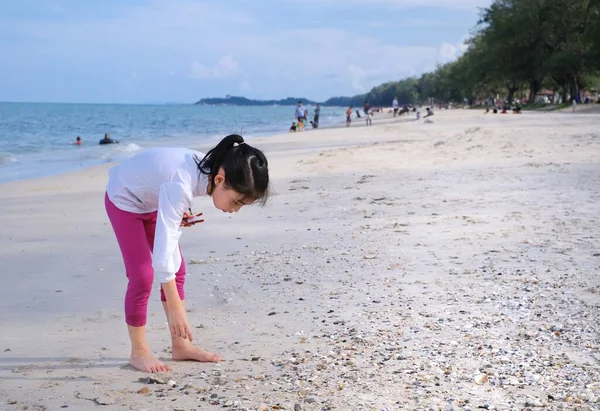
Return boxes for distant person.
[313,103,320,128]
[99,133,119,145]
[289,122,297,132]
[355,109,361,118]
[295,101,305,127]
[366,110,372,126]
[572,98,577,112]
[424,107,434,118]
[105,134,269,373]
[392,97,399,117]
[346,106,353,127]
[74,136,82,146]
[304,109,309,122]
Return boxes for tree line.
[324,0,600,107]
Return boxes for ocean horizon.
[0,102,344,183]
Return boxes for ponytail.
[198,134,270,205]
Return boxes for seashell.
[474,374,489,385]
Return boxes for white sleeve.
[152,182,192,283]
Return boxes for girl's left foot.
[171,338,222,362]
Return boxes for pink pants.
[105,193,186,327]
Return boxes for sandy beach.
[1,109,599,410]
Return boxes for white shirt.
[106,147,208,283]
[393,99,398,109]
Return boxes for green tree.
[544,0,598,101]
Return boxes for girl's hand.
[168,304,194,342]
[181,211,204,227]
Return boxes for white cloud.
[438,36,470,61]
[246,28,439,97]
[439,42,460,60]
[189,55,239,79]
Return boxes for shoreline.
[0,107,407,186]
[1,109,599,410]
[6,104,593,186]
[0,103,348,185]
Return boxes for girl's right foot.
[130,349,172,373]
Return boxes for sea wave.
[97,142,142,164]
[113,143,142,153]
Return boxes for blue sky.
[0,0,492,104]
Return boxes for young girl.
[105,134,269,373]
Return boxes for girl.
[105,134,269,373]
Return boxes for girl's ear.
[214,174,225,186]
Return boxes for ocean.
[0,102,343,183]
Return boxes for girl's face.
[211,172,252,213]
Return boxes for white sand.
[1,109,599,410]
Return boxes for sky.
[0,0,492,104]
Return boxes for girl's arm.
[154,182,194,340]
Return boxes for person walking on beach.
[346,106,353,127]
[392,97,399,117]
[366,110,372,126]
[105,134,270,373]
[295,101,305,129]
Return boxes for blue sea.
[0,102,344,183]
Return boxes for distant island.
[194,95,365,107]
[194,95,320,106]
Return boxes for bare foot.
[171,338,222,362]
[130,349,172,373]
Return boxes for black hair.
[198,134,270,206]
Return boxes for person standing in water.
[313,103,320,128]
[346,106,353,127]
[99,133,119,145]
[105,134,270,373]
